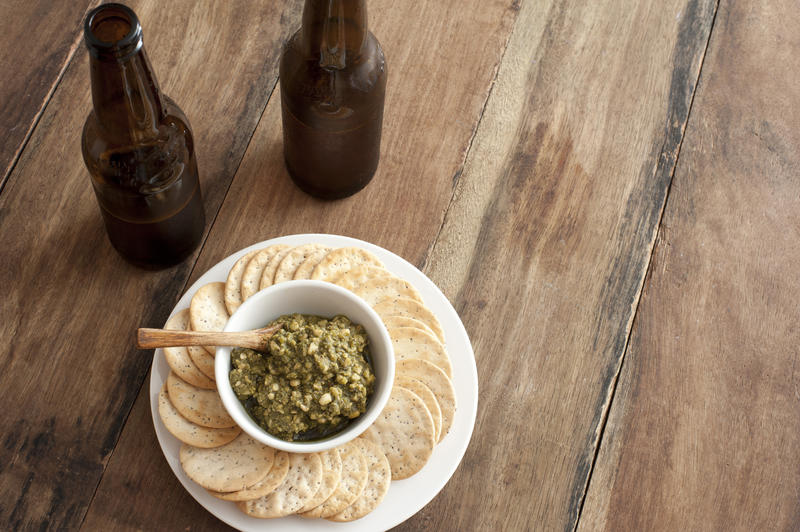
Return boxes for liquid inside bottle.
[82,3,204,267]
[280,0,387,199]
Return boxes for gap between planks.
[0,1,102,194]
[75,62,282,532]
[570,1,722,530]
[75,1,523,525]
[421,2,523,274]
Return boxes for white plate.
[149,234,478,531]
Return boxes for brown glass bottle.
[280,0,387,199]
[81,3,204,267]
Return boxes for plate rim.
[149,233,478,531]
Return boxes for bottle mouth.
[84,3,143,59]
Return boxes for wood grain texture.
[578,1,800,530]
[0,1,299,528]
[187,0,521,281]
[418,0,716,530]
[0,0,96,188]
[83,0,520,528]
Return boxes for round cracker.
[239,452,323,518]
[397,359,456,441]
[189,282,229,355]
[353,275,424,307]
[158,384,240,448]
[187,344,215,381]
[258,245,294,290]
[167,372,235,428]
[311,247,384,282]
[360,386,435,480]
[224,249,260,315]
[293,246,333,280]
[331,265,390,293]
[162,309,215,389]
[273,244,331,284]
[329,438,391,522]
[297,449,343,513]
[180,433,275,492]
[381,315,437,340]
[373,297,446,345]
[388,326,453,378]
[395,376,442,443]
[301,440,368,518]
[208,450,291,501]
[240,244,289,301]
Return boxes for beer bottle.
[81,3,205,267]
[280,0,387,199]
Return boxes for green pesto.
[229,313,375,441]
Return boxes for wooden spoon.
[137,323,283,351]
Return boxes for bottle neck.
[301,0,368,69]
[85,3,164,143]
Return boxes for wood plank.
[578,1,800,530]
[82,0,520,528]
[0,0,96,188]
[0,1,299,528]
[414,0,716,530]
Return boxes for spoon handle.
[137,324,281,350]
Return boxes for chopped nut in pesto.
[229,313,375,441]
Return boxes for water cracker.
[180,433,275,492]
[224,249,260,315]
[273,243,330,284]
[166,372,235,428]
[373,297,446,344]
[301,440,368,518]
[162,309,215,389]
[361,386,435,480]
[189,282,229,355]
[397,359,456,441]
[297,449,343,513]
[208,451,291,501]
[311,247,384,281]
[388,326,453,378]
[240,244,289,301]
[293,246,333,280]
[158,384,239,448]
[239,452,323,518]
[329,438,391,522]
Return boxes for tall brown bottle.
[82,3,205,267]
[280,0,387,199]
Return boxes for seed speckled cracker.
[224,249,260,315]
[395,376,442,442]
[180,433,275,493]
[397,359,456,441]
[297,449,343,513]
[354,274,425,307]
[162,309,215,389]
[208,450,290,502]
[311,247,384,281]
[301,440,368,518]
[293,246,334,280]
[166,372,235,428]
[361,386,435,480]
[373,297,446,345]
[158,384,240,448]
[238,452,323,518]
[388,326,453,378]
[258,246,293,290]
[240,244,289,301]
[329,438,391,522]
[189,282,229,355]
[273,244,331,284]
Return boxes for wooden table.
[2,1,798,530]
